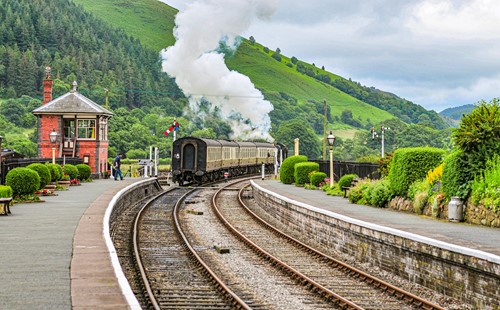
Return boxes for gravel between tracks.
[180,189,332,310]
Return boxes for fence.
[0,157,83,185]
[312,160,380,181]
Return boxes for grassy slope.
[226,42,394,133]
[70,0,395,138]
[71,0,177,50]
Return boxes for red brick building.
[32,70,113,176]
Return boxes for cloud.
[161,0,500,112]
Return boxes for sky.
[159,0,500,113]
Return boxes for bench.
[342,178,361,198]
[0,197,13,216]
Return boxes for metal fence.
[0,157,83,185]
[312,160,380,181]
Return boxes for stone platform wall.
[252,182,500,309]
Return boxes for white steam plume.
[161,0,279,140]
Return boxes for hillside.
[70,0,448,138]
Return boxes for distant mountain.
[440,104,474,120]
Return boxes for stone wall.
[252,182,500,309]
[387,197,500,228]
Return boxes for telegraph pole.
[323,99,327,160]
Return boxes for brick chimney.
[42,66,53,105]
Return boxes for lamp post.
[327,130,336,187]
[49,129,58,164]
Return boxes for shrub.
[470,155,500,212]
[63,164,79,180]
[280,155,308,184]
[293,161,319,185]
[369,179,393,208]
[76,164,92,181]
[347,179,371,204]
[310,172,327,187]
[426,163,443,186]
[26,163,51,189]
[45,163,62,182]
[6,167,40,196]
[413,191,428,214]
[126,149,147,159]
[294,162,319,185]
[441,150,470,199]
[407,179,430,201]
[389,147,445,198]
[0,185,13,198]
[338,174,358,189]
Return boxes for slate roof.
[33,89,113,116]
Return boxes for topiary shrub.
[26,163,51,189]
[294,162,319,185]
[310,171,327,187]
[389,147,445,198]
[6,167,40,196]
[0,185,13,198]
[280,155,308,184]
[338,174,358,189]
[63,164,79,180]
[369,179,393,208]
[45,163,62,182]
[76,164,92,181]
[441,150,470,199]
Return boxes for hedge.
[280,155,307,184]
[0,185,13,198]
[26,163,51,190]
[310,171,327,187]
[389,147,445,198]
[6,167,40,196]
[63,164,79,180]
[45,163,62,182]
[294,162,319,185]
[441,150,470,199]
[76,164,92,180]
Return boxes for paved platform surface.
[0,178,137,310]
[254,179,500,257]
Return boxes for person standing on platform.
[113,153,124,180]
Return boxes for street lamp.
[49,129,58,164]
[327,130,336,187]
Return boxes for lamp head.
[49,129,58,143]
[327,130,336,147]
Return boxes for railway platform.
[253,178,500,257]
[0,178,137,310]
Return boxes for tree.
[249,36,255,45]
[274,119,321,159]
[291,56,298,64]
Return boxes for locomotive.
[171,137,287,185]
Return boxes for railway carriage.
[172,137,282,185]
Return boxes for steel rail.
[237,183,446,310]
[212,178,364,310]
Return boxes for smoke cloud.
[161,0,279,140]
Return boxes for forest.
[0,0,455,161]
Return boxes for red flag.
[163,125,174,136]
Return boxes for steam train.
[171,137,288,185]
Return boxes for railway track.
[211,179,446,310]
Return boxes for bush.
[347,179,371,204]
[294,162,319,185]
[338,174,358,189]
[280,155,308,184]
[369,179,393,208]
[413,191,428,214]
[126,149,147,159]
[45,163,62,182]
[76,164,92,180]
[0,185,13,198]
[407,179,430,201]
[26,163,51,189]
[470,155,500,212]
[310,171,327,187]
[389,147,445,198]
[441,150,470,199]
[6,167,40,196]
[63,164,79,180]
